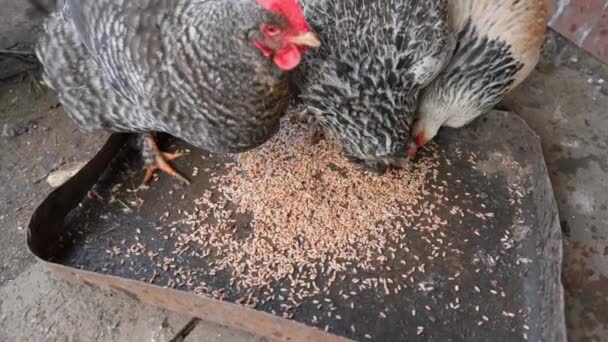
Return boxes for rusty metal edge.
[41,260,349,342]
[26,132,349,342]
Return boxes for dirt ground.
[0,2,607,341]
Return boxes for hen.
[36,0,319,184]
[413,0,547,147]
[299,0,453,173]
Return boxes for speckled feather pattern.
[36,0,294,154]
[299,0,452,168]
[414,0,547,138]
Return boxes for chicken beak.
[407,141,417,157]
[288,32,321,48]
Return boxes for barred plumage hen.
[413,0,548,147]
[299,0,453,173]
[36,0,319,183]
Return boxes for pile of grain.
[175,121,446,296]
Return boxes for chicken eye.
[262,24,281,36]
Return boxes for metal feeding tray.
[27,111,566,342]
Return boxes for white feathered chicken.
[412,0,547,148]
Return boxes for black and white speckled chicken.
[36,0,319,183]
[412,0,547,148]
[298,0,453,173]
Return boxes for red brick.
[548,0,608,64]
[581,26,608,62]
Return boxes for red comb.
[256,0,310,32]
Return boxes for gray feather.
[36,0,294,154]
[299,0,452,169]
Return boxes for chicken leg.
[141,133,190,185]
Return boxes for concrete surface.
[185,320,260,342]
[0,3,607,341]
[0,264,193,341]
[0,0,46,79]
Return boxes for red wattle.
[273,45,302,71]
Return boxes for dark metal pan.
[27,111,566,341]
